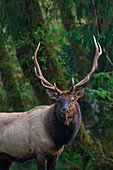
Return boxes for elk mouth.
[60,112,74,125]
[56,109,74,125]
[61,113,68,119]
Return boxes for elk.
[0,36,102,170]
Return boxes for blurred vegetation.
[0,0,113,169]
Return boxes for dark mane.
[46,103,81,149]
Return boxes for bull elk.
[0,36,102,170]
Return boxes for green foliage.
[86,72,113,111]
[10,160,37,170]
[58,139,113,169]
[0,0,39,39]
[82,72,113,149]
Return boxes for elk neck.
[46,102,81,149]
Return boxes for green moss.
[74,121,93,153]
[78,121,92,143]
[0,45,25,112]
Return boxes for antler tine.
[33,43,62,93]
[70,77,75,92]
[33,42,42,78]
[71,36,102,92]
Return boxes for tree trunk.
[0,44,25,112]
[56,0,89,77]
[74,121,93,151]
[16,0,67,105]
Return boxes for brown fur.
[0,90,83,170]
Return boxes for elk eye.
[71,98,74,102]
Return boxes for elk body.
[0,36,102,170]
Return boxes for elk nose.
[61,108,68,115]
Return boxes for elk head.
[32,36,102,126]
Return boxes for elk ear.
[46,89,59,100]
[74,88,84,100]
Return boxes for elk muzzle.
[60,105,69,119]
[61,108,68,115]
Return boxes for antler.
[70,36,102,92]
[32,42,62,94]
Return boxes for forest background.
[0,0,113,169]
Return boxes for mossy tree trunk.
[56,0,89,77]
[74,121,93,152]
[16,0,67,105]
[0,44,25,112]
